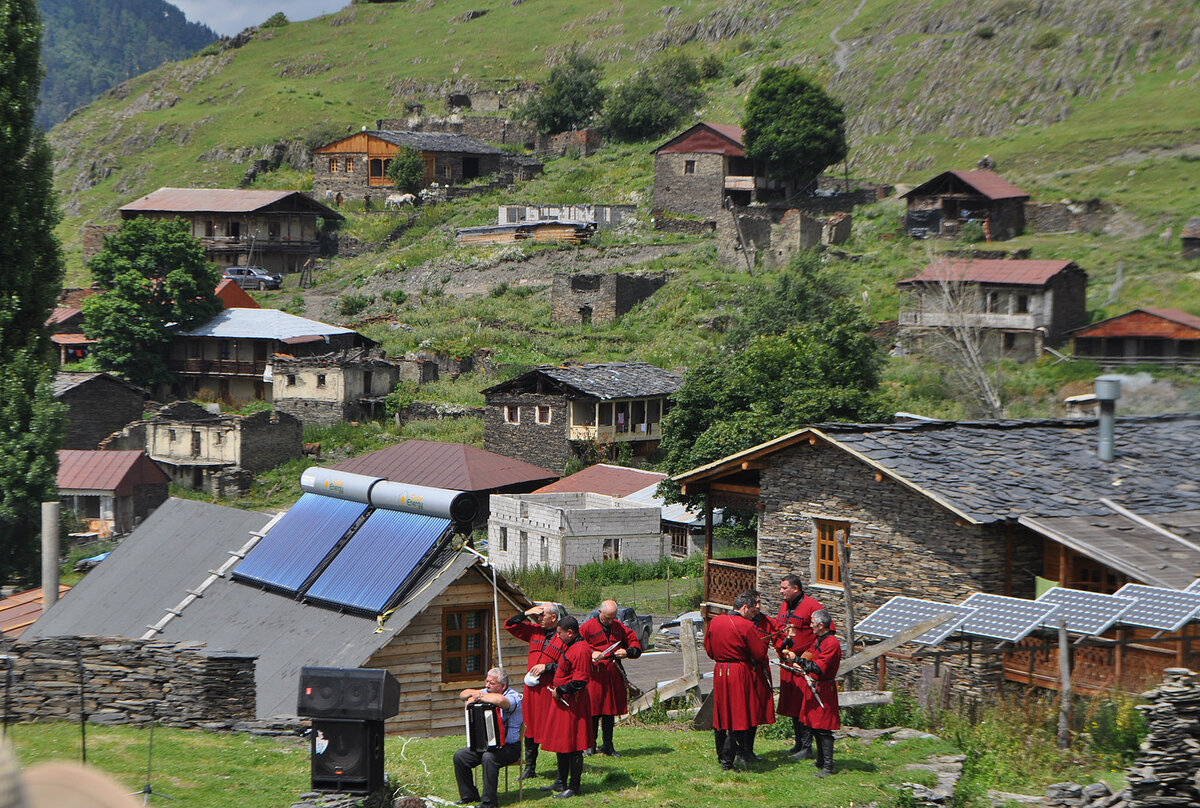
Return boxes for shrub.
[197,43,220,57]
[573,580,603,610]
[382,289,408,306]
[261,12,289,28]
[338,293,373,316]
[976,26,996,39]
[1031,29,1062,49]
[958,220,986,243]
[699,53,724,79]
[602,53,703,142]
[520,48,605,135]
[384,381,419,417]
[386,147,426,195]
[506,564,565,602]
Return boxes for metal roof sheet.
[215,279,262,309]
[898,258,1077,287]
[119,187,341,217]
[175,308,358,340]
[653,122,746,156]
[534,463,665,497]
[57,450,169,495]
[0,585,70,638]
[46,307,82,326]
[332,440,556,492]
[902,169,1029,201]
[50,334,95,345]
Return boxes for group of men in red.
[704,575,841,776]
[503,599,642,799]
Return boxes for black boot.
[544,752,567,793]
[814,731,835,777]
[552,751,582,798]
[715,729,734,770]
[519,738,538,780]
[597,715,619,756]
[786,717,804,755]
[742,725,761,762]
[791,722,814,760]
[734,729,756,766]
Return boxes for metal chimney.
[1094,375,1122,461]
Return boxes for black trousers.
[555,750,584,792]
[453,742,521,806]
[591,714,615,749]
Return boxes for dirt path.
[830,0,869,74]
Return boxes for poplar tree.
[0,0,67,585]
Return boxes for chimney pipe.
[41,501,60,612]
[1094,375,1122,461]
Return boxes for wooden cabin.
[901,170,1029,240]
[1072,308,1200,366]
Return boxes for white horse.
[384,193,416,209]
[323,189,336,200]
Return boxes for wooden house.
[674,414,1200,697]
[651,122,773,218]
[311,130,542,202]
[26,495,532,737]
[118,188,343,275]
[1071,308,1200,365]
[481,362,683,474]
[57,450,169,537]
[901,170,1030,240]
[897,258,1088,360]
[53,372,147,450]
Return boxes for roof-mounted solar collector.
[300,466,479,524]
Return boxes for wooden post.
[835,528,857,688]
[681,618,698,680]
[702,490,713,622]
[1057,620,1071,749]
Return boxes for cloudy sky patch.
[171,1,340,37]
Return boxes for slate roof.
[119,188,342,219]
[898,258,1078,287]
[58,450,169,495]
[369,130,505,155]
[901,169,1030,201]
[534,463,666,497]
[53,371,145,398]
[482,362,683,399]
[332,440,556,492]
[175,308,359,341]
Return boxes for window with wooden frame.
[536,405,551,424]
[329,158,338,173]
[346,158,355,173]
[442,607,488,681]
[815,519,849,586]
[504,404,520,424]
[684,160,696,175]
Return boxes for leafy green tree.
[521,49,605,135]
[742,66,848,194]
[0,0,67,584]
[723,250,850,349]
[601,54,703,142]
[386,146,426,194]
[82,218,223,387]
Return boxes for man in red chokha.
[774,573,831,760]
[703,589,773,770]
[579,599,643,757]
[797,609,841,777]
[539,615,592,799]
[504,601,567,781]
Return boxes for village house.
[311,130,542,202]
[897,257,1088,361]
[26,492,530,737]
[1071,308,1200,366]
[46,304,93,364]
[57,450,169,538]
[901,169,1030,240]
[101,401,302,496]
[1182,217,1200,259]
[117,188,343,275]
[673,410,1200,697]
[481,362,683,474]
[272,349,438,426]
[53,371,147,450]
[651,122,772,218]
[166,308,375,405]
[497,203,636,230]
[550,271,668,326]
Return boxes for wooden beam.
[711,482,760,497]
[625,673,700,717]
[838,690,894,708]
[740,461,767,470]
[838,613,958,677]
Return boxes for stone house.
[897,258,1088,361]
[1183,217,1200,259]
[57,449,169,537]
[651,122,774,218]
[273,349,439,426]
[481,362,683,474]
[117,188,343,275]
[550,271,668,326]
[26,495,531,737]
[311,130,542,202]
[716,208,850,271]
[901,170,1030,240]
[673,414,1200,696]
[101,401,302,495]
[1071,308,1200,366]
[53,372,147,450]
[487,492,666,572]
[166,308,375,405]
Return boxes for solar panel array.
[1186,579,1200,594]
[1112,584,1200,632]
[1035,588,1137,635]
[959,593,1062,641]
[854,597,977,646]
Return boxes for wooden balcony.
[568,423,663,442]
[724,175,764,192]
[169,358,268,377]
[1002,631,1200,695]
[704,557,757,613]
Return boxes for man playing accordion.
[452,668,522,808]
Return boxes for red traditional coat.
[704,612,773,731]
[505,616,566,744]
[540,637,593,753]
[579,617,642,716]
[800,630,841,731]
[773,594,828,718]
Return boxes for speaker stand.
[132,707,175,805]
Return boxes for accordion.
[465,701,506,752]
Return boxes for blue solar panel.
[303,508,452,615]
[232,493,368,593]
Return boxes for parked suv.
[222,265,282,290]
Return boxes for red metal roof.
[50,333,95,345]
[58,450,169,496]
[46,307,82,326]
[0,585,70,638]
[653,122,746,156]
[331,440,557,493]
[1073,308,1200,339]
[119,187,339,216]
[898,258,1076,287]
[216,279,261,309]
[902,169,1029,201]
[534,463,666,497]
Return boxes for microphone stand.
[132,704,175,805]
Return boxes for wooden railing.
[1002,633,1200,695]
[704,557,757,612]
[567,423,663,442]
[169,358,268,377]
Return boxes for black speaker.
[298,667,400,721]
[310,718,385,794]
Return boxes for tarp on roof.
[898,258,1077,287]
[333,440,556,492]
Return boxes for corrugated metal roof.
[898,258,1077,287]
[369,130,505,155]
[119,187,341,217]
[623,481,707,526]
[535,463,666,497]
[46,307,82,326]
[653,122,746,156]
[332,440,556,492]
[482,362,682,399]
[1072,308,1200,339]
[175,308,358,340]
[901,169,1029,201]
[0,585,70,639]
[57,450,169,495]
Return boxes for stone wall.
[537,129,603,157]
[652,152,727,218]
[4,636,255,727]
[81,223,121,265]
[58,377,146,450]
[1025,200,1115,234]
[715,208,832,270]
[483,392,570,474]
[239,410,303,471]
[652,217,716,235]
[550,271,668,325]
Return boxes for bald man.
[578,600,642,756]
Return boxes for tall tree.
[0,0,67,584]
[742,66,848,196]
[521,48,605,135]
[83,218,223,387]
